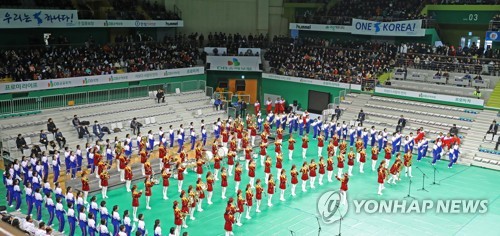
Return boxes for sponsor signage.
[76,20,183,28]
[262,73,351,89]
[289,23,352,33]
[206,56,261,72]
[0,67,204,94]
[351,19,425,36]
[374,87,484,107]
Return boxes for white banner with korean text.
[0,67,204,94]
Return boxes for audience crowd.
[205,32,268,56]
[0,35,199,81]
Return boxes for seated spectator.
[72,115,81,130]
[486,120,498,141]
[55,128,66,148]
[47,118,57,138]
[15,134,28,153]
[78,125,94,142]
[130,118,142,135]
[93,121,105,141]
[156,89,165,103]
[30,145,42,157]
[396,115,407,132]
[39,130,48,149]
[449,124,459,137]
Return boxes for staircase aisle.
[486,82,500,108]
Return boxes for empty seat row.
[371,96,478,114]
[365,104,472,122]
[363,111,470,130]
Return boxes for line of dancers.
[3,108,462,236]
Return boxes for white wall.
[165,0,287,37]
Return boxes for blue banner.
[0,9,77,28]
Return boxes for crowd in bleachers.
[296,0,426,25]
[264,37,500,82]
[105,0,180,20]
[0,0,73,9]
[205,32,268,56]
[264,37,398,83]
[0,34,199,81]
[142,0,181,20]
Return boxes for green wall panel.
[261,78,343,110]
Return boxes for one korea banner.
[206,56,261,71]
[0,9,78,28]
[351,19,425,37]
[0,67,204,94]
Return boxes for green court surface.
[2,133,500,236]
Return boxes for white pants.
[101,186,107,198]
[280,189,285,200]
[302,180,307,192]
[348,165,353,176]
[141,163,145,176]
[276,168,282,179]
[337,168,343,178]
[178,180,183,192]
[126,180,131,192]
[334,146,338,156]
[228,164,234,176]
[372,160,377,171]
[327,171,333,182]
[339,190,347,205]
[251,136,256,146]
[310,176,316,188]
[237,139,241,149]
[265,173,269,185]
[359,163,364,173]
[385,160,390,168]
[214,169,219,180]
[405,166,412,177]
[302,148,307,159]
[245,160,250,170]
[319,174,324,185]
[318,147,323,156]
[222,187,227,199]
[288,150,293,160]
[146,196,151,208]
[378,183,384,195]
[267,194,273,206]
[207,191,213,204]
[260,155,266,166]
[356,153,360,163]
[291,184,297,196]
[83,191,88,203]
[119,169,125,182]
[249,177,255,188]
[163,186,168,199]
[235,181,240,193]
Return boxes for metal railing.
[0,80,205,115]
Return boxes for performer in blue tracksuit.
[305,117,311,134]
[190,128,197,150]
[34,188,44,221]
[46,192,55,226]
[213,123,220,140]
[356,124,363,138]
[123,210,132,236]
[177,131,184,153]
[201,127,208,146]
[349,126,356,146]
[64,147,71,175]
[55,197,66,233]
[382,129,388,148]
[5,173,13,207]
[421,139,429,158]
[431,139,443,165]
[276,115,282,131]
[169,125,175,148]
[88,213,97,236]
[25,182,34,216]
[324,123,330,141]
[111,205,121,236]
[293,115,299,132]
[76,145,83,172]
[312,119,318,139]
[158,127,164,145]
[69,151,77,180]
[404,136,411,154]
[268,112,275,129]
[78,208,88,236]
[54,182,64,202]
[100,201,110,227]
[299,118,304,136]
[89,196,99,222]
[316,119,323,138]
[336,123,342,139]
[67,202,77,236]
[180,125,185,143]
[148,130,155,152]
[370,127,377,147]
[395,133,402,153]
[288,115,294,134]
[43,179,52,196]
[341,122,348,140]
[330,122,337,139]
[50,156,59,183]
[31,172,41,196]
[136,214,146,236]
[22,158,30,186]
[391,133,398,155]
[41,154,49,180]
[408,133,415,152]
[13,180,22,211]
[362,128,369,149]
[124,141,132,158]
[377,131,383,150]
[448,144,461,168]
